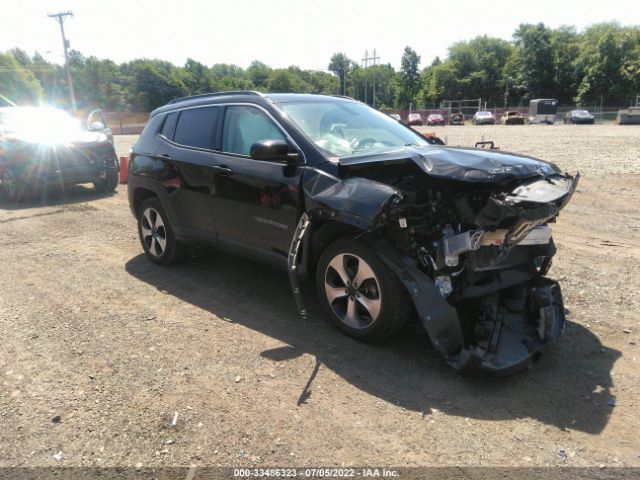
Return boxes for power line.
[47,10,76,111]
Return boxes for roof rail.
[168,91,265,105]
[0,94,17,106]
[332,95,357,101]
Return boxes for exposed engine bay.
[299,144,579,373]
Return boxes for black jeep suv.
[128,91,578,373]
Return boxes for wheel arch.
[307,220,362,274]
[132,187,157,216]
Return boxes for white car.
[472,111,496,125]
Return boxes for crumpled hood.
[338,145,561,183]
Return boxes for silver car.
[472,111,496,125]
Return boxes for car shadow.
[0,184,116,210]
[125,250,620,434]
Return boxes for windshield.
[0,107,82,141]
[476,111,492,117]
[278,101,428,157]
[573,110,590,116]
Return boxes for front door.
[210,105,302,258]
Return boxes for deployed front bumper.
[373,236,567,373]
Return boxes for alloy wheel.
[324,253,382,329]
[140,207,167,258]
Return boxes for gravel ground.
[0,125,639,469]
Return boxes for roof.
[265,93,355,103]
[151,92,356,117]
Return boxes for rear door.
[209,104,302,259]
[154,106,221,243]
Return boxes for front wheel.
[94,170,119,192]
[316,238,411,342]
[0,166,20,201]
[137,197,185,265]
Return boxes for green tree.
[120,59,189,111]
[182,58,217,95]
[550,26,580,102]
[511,23,555,99]
[328,52,353,95]
[0,51,43,104]
[397,47,421,108]
[70,52,126,110]
[247,61,271,90]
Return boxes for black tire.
[316,238,411,342]
[93,171,119,192]
[0,165,21,202]
[137,197,185,265]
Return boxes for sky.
[2,0,639,71]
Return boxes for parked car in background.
[0,106,119,201]
[616,107,640,125]
[388,113,402,122]
[449,112,464,125]
[501,111,525,125]
[426,113,445,126]
[528,99,557,124]
[472,111,496,125]
[564,109,595,124]
[128,91,579,374]
[407,113,423,126]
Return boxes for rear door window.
[173,107,220,149]
[221,106,285,156]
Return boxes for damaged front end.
[304,146,579,373]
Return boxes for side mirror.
[250,139,299,163]
[89,121,106,132]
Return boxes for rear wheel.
[137,197,184,265]
[316,238,411,341]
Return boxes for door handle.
[158,154,173,160]
[211,165,233,176]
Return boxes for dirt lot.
[0,125,639,469]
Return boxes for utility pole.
[503,77,509,109]
[362,49,380,107]
[48,11,76,111]
[362,50,369,105]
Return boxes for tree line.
[1,22,638,112]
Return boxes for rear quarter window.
[134,114,164,154]
[160,112,178,139]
